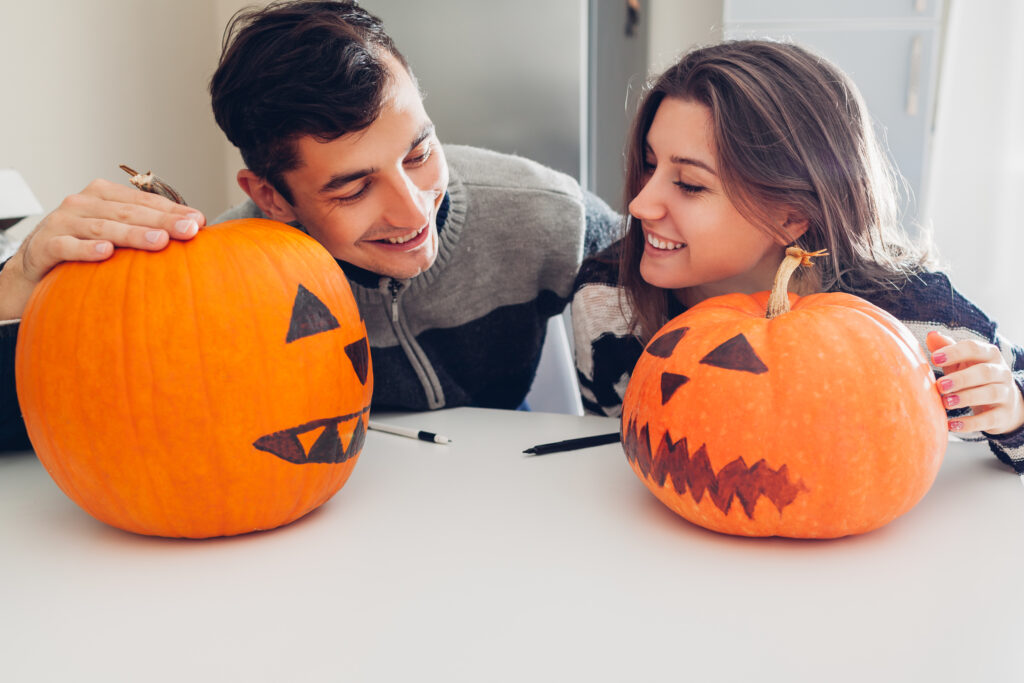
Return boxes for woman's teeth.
[385,226,425,244]
[646,233,685,250]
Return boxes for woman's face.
[629,97,788,303]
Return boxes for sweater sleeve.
[581,190,622,259]
[0,319,30,451]
[570,246,643,417]
[865,271,1024,473]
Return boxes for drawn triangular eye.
[699,333,768,374]
[646,327,689,358]
[345,337,370,385]
[286,284,341,343]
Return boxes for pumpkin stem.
[765,247,828,319]
[119,164,188,206]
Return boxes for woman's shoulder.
[575,239,625,291]
[854,270,999,340]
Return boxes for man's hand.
[927,330,1024,436]
[0,179,205,320]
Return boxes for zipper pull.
[387,278,402,322]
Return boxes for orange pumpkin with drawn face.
[621,250,947,539]
[15,219,372,538]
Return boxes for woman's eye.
[674,181,705,195]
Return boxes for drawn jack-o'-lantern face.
[621,289,947,539]
[17,219,373,538]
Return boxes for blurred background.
[1,0,1021,341]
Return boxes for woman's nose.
[628,179,665,222]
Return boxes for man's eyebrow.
[317,123,436,195]
[319,166,376,195]
[409,123,435,152]
[668,154,717,175]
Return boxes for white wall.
[1,1,239,240]
[648,0,724,75]
[926,0,1024,342]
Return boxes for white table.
[2,408,1022,682]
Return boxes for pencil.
[522,431,621,455]
[368,421,451,445]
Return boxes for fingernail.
[95,242,112,254]
[938,379,954,392]
[948,420,964,432]
[174,218,198,236]
[932,352,947,364]
[145,230,164,244]
[944,394,960,408]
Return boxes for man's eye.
[406,143,433,166]
[334,183,370,203]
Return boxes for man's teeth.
[646,233,685,250]
[386,226,425,244]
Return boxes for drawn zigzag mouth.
[622,415,805,518]
[253,406,370,465]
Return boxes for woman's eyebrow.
[669,155,717,175]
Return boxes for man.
[0,1,617,449]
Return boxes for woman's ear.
[781,210,810,243]
[237,170,297,222]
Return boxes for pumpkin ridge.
[77,260,147,529]
[181,232,230,536]
[121,248,178,534]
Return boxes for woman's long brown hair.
[619,40,933,341]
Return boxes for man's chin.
[365,251,438,280]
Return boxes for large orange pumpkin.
[621,248,947,538]
[16,219,373,538]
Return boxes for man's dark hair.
[210,0,412,204]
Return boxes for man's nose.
[382,172,430,229]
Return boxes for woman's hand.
[0,179,204,320]
[927,330,1024,435]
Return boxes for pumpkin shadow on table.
[72,496,343,549]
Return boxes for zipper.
[381,277,445,409]
[387,278,402,322]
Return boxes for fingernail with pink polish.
[944,394,960,408]
[948,420,964,432]
[932,352,947,364]
[938,379,954,392]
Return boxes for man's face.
[279,57,448,279]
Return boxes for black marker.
[523,432,621,455]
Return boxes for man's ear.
[237,170,297,222]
